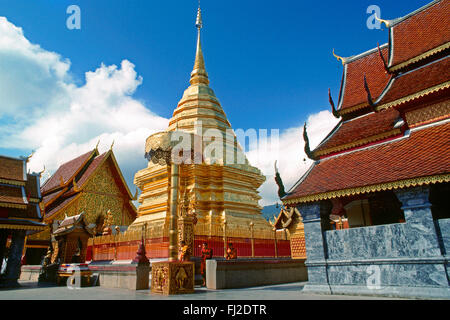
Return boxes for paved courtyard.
[0,281,399,300]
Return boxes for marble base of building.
[88,261,150,290]
[302,258,450,299]
[297,187,450,300]
[206,258,307,290]
[20,265,42,282]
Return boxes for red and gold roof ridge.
[313,53,448,158]
[284,119,450,205]
[313,108,405,158]
[318,2,449,158]
[334,44,391,115]
[386,0,450,72]
[375,55,450,110]
[40,149,98,194]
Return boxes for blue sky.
[0,0,432,204]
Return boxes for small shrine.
[272,206,306,260]
[51,212,95,264]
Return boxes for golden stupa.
[129,7,273,237]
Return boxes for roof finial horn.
[374,13,392,28]
[332,49,347,65]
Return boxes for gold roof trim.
[338,102,369,115]
[43,187,68,207]
[390,41,450,72]
[0,224,46,231]
[0,178,25,186]
[0,202,27,209]
[283,173,450,205]
[43,193,82,222]
[314,128,402,157]
[28,198,41,204]
[376,81,450,111]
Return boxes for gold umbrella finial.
[196,1,202,30]
[190,1,209,86]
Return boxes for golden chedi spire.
[190,6,209,86]
[168,4,231,134]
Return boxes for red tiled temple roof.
[389,0,450,69]
[377,56,450,108]
[42,188,66,206]
[284,121,450,203]
[0,156,25,182]
[45,193,80,219]
[338,46,391,113]
[314,108,402,157]
[76,152,108,188]
[41,150,96,194]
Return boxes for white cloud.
[246,110,339,206]
[0,17,168,187]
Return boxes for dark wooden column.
[1,230,26,287]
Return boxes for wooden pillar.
[168,164,180,262]
[249,222,254,258]
[209,210,213,239]
[273,228,278,258]
[223,220,227,258]
[0,230,8,272]
[2,230,26,287]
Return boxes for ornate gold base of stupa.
[130,161,274,238]
[151,261,195,295]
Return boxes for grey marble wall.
[325,223,409,260]
[436,218,450,255]
[299,186,450,298]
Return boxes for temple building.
[0,154,46,287]
[130,7,274,243]
[272,206,306,260]
[282,0,450,298]
[25,146,137,264]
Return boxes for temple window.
[329,191,405,230]
[367,191,405,226]
[344,199,371,228]
[430,182,450,220]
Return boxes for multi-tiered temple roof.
[0,155,46,232]
[284,0,450,205]
[40,148,136,221]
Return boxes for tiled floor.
[0,281,399,300]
